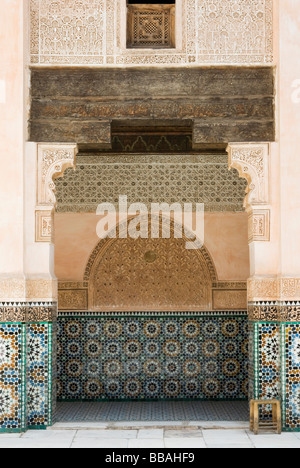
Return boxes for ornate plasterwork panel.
[30,0,106,64]
[248,278,300,302]
[248,209,270,242]
[36,144,77,250]
[227,143,270,209]
[85,221,217,311]
[248,301,300,322]
[248,278,280,302]
[55,153,246,213]
[213,290,247,311]
[0,302,57,323]
[196,0,273,64]
[0,279,58,303]
[57,282,248,312]
[37,144,77,207]
[35,209,53,243]
[30,0,273,66]
[58,289,88,311]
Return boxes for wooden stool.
[250,399,281,435]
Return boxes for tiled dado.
[0,303,56,432]
[249,322,280,421]
[249,301,300,431]
[57,311,249,402]
[281,323,300,431]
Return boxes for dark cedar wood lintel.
[29,67,275,148]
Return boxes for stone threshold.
[49,421,249,431]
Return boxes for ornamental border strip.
[58,310,248,318]
[0,303,57,323]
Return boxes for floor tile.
[22,430,76,440]
[164,438,206,448]
[74,430,137,439]
[202,429,252,446]
[247,432,300,449]
[71,439,129,449]
[128,439,165,448]
[137,429,164,439]
[164,430,203,438]
[56,401,249,423]
[206,444,253,449]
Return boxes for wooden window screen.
[127,4,175,49]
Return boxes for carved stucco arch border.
[35,144,78,242]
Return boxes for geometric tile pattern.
[57,313,248,401]
[27,323,53,428]
[256,323,281,420]
[248,322,255,401]
[282,323,300,430]
[258,323,280,397]
[56,400,249,422]
[55,153,247,213]
[0,324,26,432]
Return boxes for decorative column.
[0,0,28,433]
[227,142,282,421]
[24,143,77,429]
[277,0,300,431]
[0,140,76,432]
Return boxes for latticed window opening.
[127,3,176,49]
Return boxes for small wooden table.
[250,399,281,435]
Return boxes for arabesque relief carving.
[35,209,53,243]
[248,301,300,323]
[0,279,57,303]
[30,0,273,66]
[36,144,77,244]
[213,290,247,311]
[58,290,88,311]
[248,278,300,302]
[248,209,270,242]
[88,236,214,312]
[0,302,57,323]
[227,143,270,208]
[227,141,271,289]
[37,144,77,207]
[82,217,217,312]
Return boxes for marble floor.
[56,400,249,422]
[1,422,300,448]
[1,402,298,448]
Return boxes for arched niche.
[84,216,217,311]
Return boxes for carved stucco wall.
[87,234,215,311]
[30,0,273,66]
[55,153,247,213]
[55,212,249,312]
